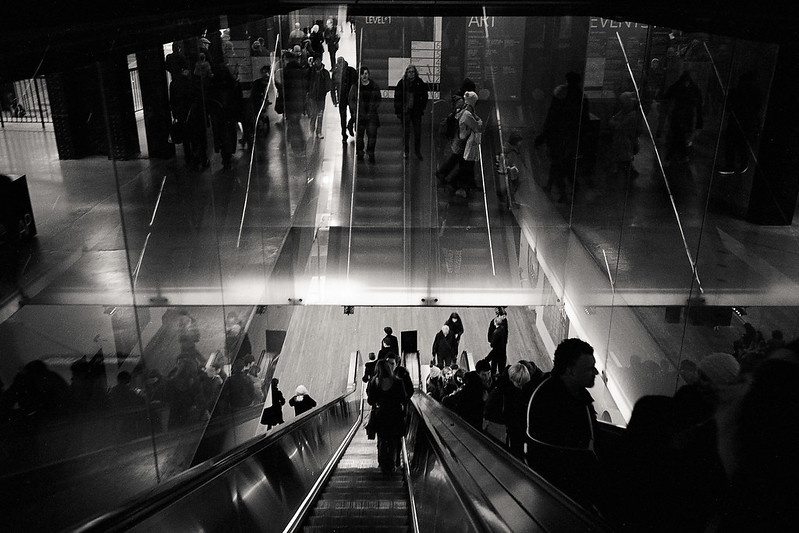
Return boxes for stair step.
[304,515,409,527]
[303,526,410,533]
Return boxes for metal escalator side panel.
[73,392,361,533]
[408,392,615,533]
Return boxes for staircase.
[300,408,412,532]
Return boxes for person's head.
[428,365,441,379]
[405,65,418,80]
[441,324,450,336]
[272,377,279,386]
[260,65,270,78]
[313,56,324,69]
[475,359,492,387]
[565,71,582,86]
[697,353,740,388]
[336,56,347,69]
[386,353,399,372]
[172,41,183,54]
[359,66,370,84]
[384,326,393,336]
[449,312,460,323]
[293,22,301,31]
[553,84,568,100]
[311,24,320,34]
[376,359,394,380]
[508,363,531,390]
[368,352,376,361]
[678,359,699,385]
[295,384,308,396]
[460,77,476,94]
[463,371,482,390]
[325,17,334,29]
[619,91,636,111]
[553,338,597,389]
[463,91,478,108]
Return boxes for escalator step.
[313,499,408,512]
[302,524,411,533]
[304,515,409,527]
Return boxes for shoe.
[415,152,424,160]
[317,133,325,139]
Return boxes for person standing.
[307,57,331,138]
[282,51,309,152]
[663,70,703,163]
[486,314,508,376]
[331,57,358,143]
[432,324,455,368]
[244,64,271,147]
[308,23,325,60]
[534,72,590,202]
[288,22,306,49]
[526,338,602,510]
[379,326,400,359]
[444,312,464,354]
[260,378,286,430]
[289,385,317,415]
[366,359,408,475]
[322,18,339,70]
[454,91,483,197]
[393,64,429,160]
[349,66,382,162]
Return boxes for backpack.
[439,108,459,140]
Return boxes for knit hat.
[463,91,478,107]
[698,353,740,385]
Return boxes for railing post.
[34,76,46,129]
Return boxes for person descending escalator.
[366,359,408,475]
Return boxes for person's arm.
[394,79,403,117]
[419,80,430,113]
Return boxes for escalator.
[71,351,612,533]
[299,405,412,533]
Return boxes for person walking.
[349,66,382,162]
[322,18,339,70]
[366,359,408,475]
[307,57,331,138]
[432,324,456,368]
[332,57,358,143]
[260,377,286,430]
[393,64,429,160]
[453,91,483,197]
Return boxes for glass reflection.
[0,4,795,530]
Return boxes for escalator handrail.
[73,351,364,533]
[408,393,503,533]
[411,392,615,532]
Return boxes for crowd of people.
[0,311,319,445]
[417,313,799,533]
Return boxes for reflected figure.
[535,72,590,202]
[664,70,703,163]
[260,378,286,429]
[718,71,762,174]
[349,66,382,162]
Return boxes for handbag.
[463,131,482,161]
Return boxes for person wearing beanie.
[452,90,483,198]
[289,384,317,415]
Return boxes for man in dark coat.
[260,378,286,429]
[349,66,382,162]
[332,57,357,143]
[432,325,456,368]
[526,338,601,510]
[393,64,429,159]
[379,326,400,359]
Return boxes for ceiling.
[2,1,795,79]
